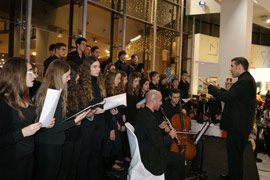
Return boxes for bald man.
[134,90,185,180]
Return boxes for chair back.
[125,122,165,180]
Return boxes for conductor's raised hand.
[22,122,42,137]
[199,78,210,86]
[74,109,91,125]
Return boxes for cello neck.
[178,101,186,131]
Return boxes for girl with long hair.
[139,77,150,102]
[0,57,43,179]
[103,70,125,176]
[77,56,106,180]
[126,71,141,125]
[34,60,88,180]
[57,62,89,180]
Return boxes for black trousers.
[57,138,82,180]
[77,118,105,180]
[16,153,33,180]
[226,131,249,180]
[165,151,185,180]
[34,142,62,180]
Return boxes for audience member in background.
[91,46,100,58]
[67,37,87,65]
[0,57,44,180]
[159,74,169,101]
[29,63,41,98]
[84,45,91,58]
[149,71,160,91]
[207,95,222,123]
[34,60,88,180]
[115,51,129,74]
[43,43,67,75]
[77,56,106,180]
[43,43,55,75]
[178,70,189,99]
[129,54,138,73]
[57,62,89,180]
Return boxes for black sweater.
[0,99,36,179]
[35,97,76,145]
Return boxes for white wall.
[250,68,270,95]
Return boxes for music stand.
[186,121,211,180]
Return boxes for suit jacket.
[134,107,172,175]
[208,71,256,133]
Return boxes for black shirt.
[163,100,181,121]
[149,82,161,92]
[67,50,85,66]
[35,97,76,145]
[115,60,129,74]
[43,55,58,75]
[178,80,189,98]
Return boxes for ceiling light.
[32,52,36,56]
[105,49,110,53]
[130,35,141,42]
[266,18,270,24]
[199,0,206,6]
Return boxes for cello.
[170,103,196,161]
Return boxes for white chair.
[125,122,165,180]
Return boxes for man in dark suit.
[134,90,185,180]
[202,57,256,180]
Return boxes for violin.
[170,103,196,161]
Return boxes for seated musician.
[162,88,207,175]
[134,90,185,180]
[163,88,187,121]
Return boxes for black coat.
[134,107,172,175]
[208,71,256,133]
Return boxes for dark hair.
[169,88,180,96]
[171,78,179,83]
[91,46,99,53]
[86,45,91,48]
[231,57,249,70]
[149,71,159,81]
[181,70,188,76]
[118,50,126,58]
[159,74,167,83]
[131,54,137,59]
[55,43,66,49]
[49,44,56,51]
[75,37,87,47]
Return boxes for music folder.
[63,100,105,122]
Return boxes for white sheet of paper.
[137,98,146,105]
[39,88,62,127]
[103,93,127,111]
[182,98,191,103]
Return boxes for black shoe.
[220,174,231,179]
[112,165,124,171]
[104,171,120,180]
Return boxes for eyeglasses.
[27,70,38,75]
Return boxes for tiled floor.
[257,153,270,180]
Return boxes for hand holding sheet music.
[103,93,127,111]
[38,88,62,127]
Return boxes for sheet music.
[182,98,191,103]
[39,88,62,127]
[64,100,105,122]
[137,98,146,105]
[194,121,210,145]
[103,93,127,111]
